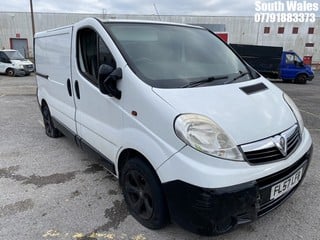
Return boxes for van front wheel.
[41,105,62,138]
[6,68,15,77]
[120,157,169,229]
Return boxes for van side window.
[77,28,116,86]
[0,52,9,62]
[285,54,294,64]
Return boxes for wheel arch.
[296,72,308,78]
[117,148,157,182]
[115,127,181,181]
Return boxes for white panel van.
[0,49,34,76]
[35,18,313,236]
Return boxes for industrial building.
[0,12,319,66]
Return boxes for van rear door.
[35,26,77,134]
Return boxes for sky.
[1,0,259,16]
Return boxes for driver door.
[71,25,122,162]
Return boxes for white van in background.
[0,49,34,76]
[34,18,313,236]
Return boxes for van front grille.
[241,125,301,164]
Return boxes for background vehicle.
[230,44,314,84]
[0,49,34,76]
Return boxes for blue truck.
[230,44,314,84]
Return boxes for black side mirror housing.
[98,64,122,99]
[98,64,114,94]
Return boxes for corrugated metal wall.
[0,12,319,63]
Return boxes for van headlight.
[13,63,23,69]
[174,114,244,161]
[283,93,304,135]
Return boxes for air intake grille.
[241,125,300,164]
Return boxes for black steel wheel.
[41,105,62,138]
[294,74,307,84]
[120,157,169,229]
[6,68,15,77]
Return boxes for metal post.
[30,0,35,37]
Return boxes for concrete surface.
[0,73,319,240]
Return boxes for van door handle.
[67,79,72,96]
[75,80,80,99]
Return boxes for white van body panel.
[35,26,76,134]
[153,77,296,145]
[115,66,185,171]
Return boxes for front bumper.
[162,146,312,236]
[13,68,26,76]
[23,64,34,73]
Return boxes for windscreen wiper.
[182,75,228,88]
[224,71,249,84]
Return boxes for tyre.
[120,157,169,229]
[6,68,15,77]
[294,74,307,84]
[41,105,63,138]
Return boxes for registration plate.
[270,167,303,200]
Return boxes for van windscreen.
[104,23,254,88]
[3,51,25,60]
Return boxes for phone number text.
[254,12,316,22]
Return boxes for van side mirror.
[98,64,122,99]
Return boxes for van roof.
[0,49,17,52]
[35,17,204,36]
[100,18,203,29]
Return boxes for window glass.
[308,27,314,34]
[98,37,116,69]
[286,54,294,64]
[286,53,302,64]
[278,27,284,34]
[0,52,6,61]
[105,23,254,88]
[305,43,314,47]
[3,50,24,60]
[77,28,116,85]
[264,27,270,34]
